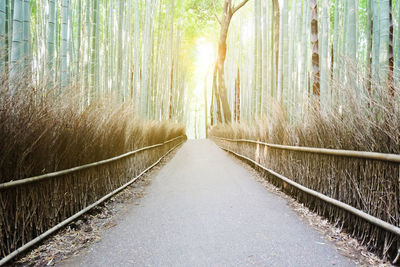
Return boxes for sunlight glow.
[186,38,216,139]
[195,38,215,73]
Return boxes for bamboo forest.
[2,0,400,265]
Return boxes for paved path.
[62,139,354,267]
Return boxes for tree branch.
[232,0,250,14]
[213,0,222,25]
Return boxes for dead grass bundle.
[210,63,400,262]
[0,72,186,257]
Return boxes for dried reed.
[0,71,186,257]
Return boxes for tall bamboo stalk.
[0,0,6,72]
[10,0,23,94]
[60,0,69,87]
[310,0,320,105]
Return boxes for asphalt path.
[61,139,354,266]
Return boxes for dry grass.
[0,72,186,257]
[210,64,400,263]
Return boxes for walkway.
[61,139,353,266]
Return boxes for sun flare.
[195,38,215,72]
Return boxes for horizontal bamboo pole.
[213,136,400,163]
[0,139,185,266]
[0,135,184,190]
[216,144,400,237]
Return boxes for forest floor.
[39,139,385,266]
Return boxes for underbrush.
[210,72,400,262]
[0,74,186,257]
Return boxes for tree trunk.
[234,67,240,122]
[395,0,400,84]
[210,74,214,126]
[366,0,373,93]
[332,0,339,103]
[272,0,279,93]
[254,0,261,115]
[346,0,357,68]
[204,72,208,137]
[117,0,124,101]
[47,0,55,78]
[212,61,222,122]
[108,0,114,95]
[320,0,329,106]
[281,0,288,105]
[141,0,152,118]
[216,17,231,123]
[22,0,29,67]
[372,0,380,84]
[0,0,6,72]
[310,0,320,105]
[133,0,140,108]
[60,0,69,88]
[76,0,82,84]
[300,0,309,106]
[8,0,13,73]
[84,0,91,104]
[10,0,23,94]
[277,0,286,103]
[169,60,174,120]
[127,0,133,102]
[213,0,249,124]
[379,0,390,85]
[94,0,100,97]
[388,0,394,101]
[168,0,174,120]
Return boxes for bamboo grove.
[0,0,190,259]
[2,0,400,262]
[209,0,400,124]
[0,0,187,121]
